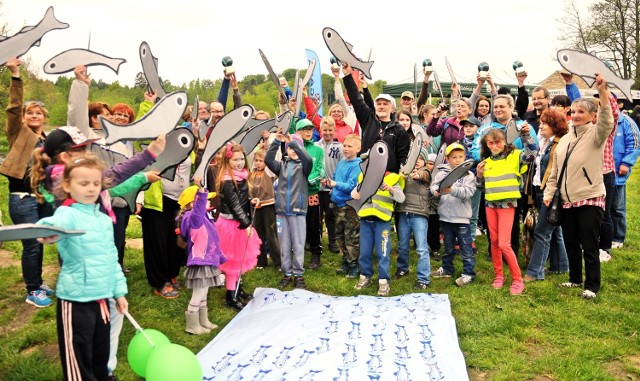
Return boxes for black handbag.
[547,139,578,226]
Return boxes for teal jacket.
[38,202,127,302]
[303,138,325,195]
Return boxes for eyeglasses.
[113,112,131,119]
[532,97,548,102]
[24,100,45,107]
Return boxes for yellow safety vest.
[358,173,405,221]
[484,150,527,202]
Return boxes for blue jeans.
[397,212,430,283]
[9,194,53,293]
[526,202,568,279]
[440,221,475,276]
[359,219,392,280]
[112,206,131,266]
[470,189,482,241]
[611,184,626,243]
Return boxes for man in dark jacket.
[342,63,410,173]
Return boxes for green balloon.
[146,344,203,381]
[127,329,171,378]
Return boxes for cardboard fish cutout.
[0,224,84,242]
[322,27,374,79]
[0,7,69,65]
[400,126,424,176]
[259,49,287,102]
[505,119,520,145]
[238,113,286,154]
[43,49,126,74]
[431,143,447,180]
[99,91,187,145]
[438,159,474,191]
[192,105,255,188]
[557,49,635,101]
[347,141,388,212]
[139,41,168,99]
[445,56,458,87]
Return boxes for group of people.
[3,53,639,380]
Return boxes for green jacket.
[303,138,325,195]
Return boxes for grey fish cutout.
[506,119,520,145]
[238,111,290,153]
[399,125,424,175]
[0,7,69,66]
[192,105,255,188]
[139,41,168,99]
[322,27,374,79]
[0,224,84,242]
[438,159,474,191]
[43,49,126,74]
[557,49,635,101]
[190,94,199,122]
[301,58,317,89]
[347,141,388,212]
[293,77,304,118]
[445,56,458,86]
[259,49,287,102]
[99,91,187,145]
[432,71,445,100]
[120,128,195,212]
[292,70,300,102]
[431,143,447,180]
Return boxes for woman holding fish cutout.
[543,73,615,300]
[0,58,55,308]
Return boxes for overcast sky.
[1,0,598,88]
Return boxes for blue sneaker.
[26,290,52,308]
[39,284,55,297]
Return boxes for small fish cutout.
[323,27,374,79]
[43,49,126,74]
[139,41,168,99]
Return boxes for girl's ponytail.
[30,147,53,204]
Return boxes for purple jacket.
[427,117,465,146]
[181,190,226,267]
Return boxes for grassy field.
[0,171,639,381]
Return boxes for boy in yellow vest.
[352,171,405,296]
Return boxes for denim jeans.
[526,203,568,279]
[359,219,392,280]
[470,189,482,241]
[9,194,53,293]
[611,184,626,243]
[397,212,430,283]
[112,206,131,266]
[440,221,475,276]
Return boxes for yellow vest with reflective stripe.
[484,150,527,201]
[358,173,405,221]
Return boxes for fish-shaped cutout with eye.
[322,27,374,79]
[438,159,475,192]
[119,128,194,212]
[557,49,635,101]
[399,125,424,176]
[259,49,287,101]
[192,105,255,188]
[139,41,168,99]
[0,7,69,66]
[43,49,126,74]
[238,117,277,154]
[347,141,389,212]
[431,143,447,180]
[190,95,199,122]
[99,91,187,145]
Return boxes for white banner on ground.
[197,288,469,381]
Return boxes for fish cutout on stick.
[400,126,424,176]
[322,27,374,79]
[238,111,291,153]
[192,105,255,188]
[0,224,84,242]
[557,49,635,101]
[43,49,126,74]
[0,6,69,66]
[445,56,457,87]
[120,128,195,212]
[347,141,389,212]
[431,143,447,180]
[300,57,316,89]
[259,49,287,102]
[99,91,187,145]
[139,41,168,99]
[505,119,520,145]
[438,159,475,191]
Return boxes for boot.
[346,261,360,278]
[225,290,244,311]
[237,284,253,303]
[308,254,322,270]
[199,307,218,330]
[335,257,348,275]
[185,312,208,335]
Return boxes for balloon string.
[124,311,156,347]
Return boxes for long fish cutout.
[431,143,447,180]
[0,224,84,242]
[0,6,69,65]
[43,49,126,74]
[557,49,635,101]
[139,41,168,99]
[238,111,290,153]
[438,159,475,191]
[192,105,255,188]
[322,27,374,79]
[399,126,424,176]
[259,49,287,101]
[99,91,187,145]
[301,57,316,89]
[505,119,520,144]
[120,128,195,212]
[347,141,389,212]
[445,56,458,87]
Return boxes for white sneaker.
[599,249,612,262]
[582,290,597,299]
[377,280,390,296]
[455,274,474,287]
[611,241,623,249]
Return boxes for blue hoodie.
[330,157,362,207]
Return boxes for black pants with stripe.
[57,299,110,381]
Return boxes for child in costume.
[177,185,226,334]
[215,143,261,311]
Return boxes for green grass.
[0,171,639,380]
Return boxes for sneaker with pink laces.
[492,277,504,289]
[510,282,525,295]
